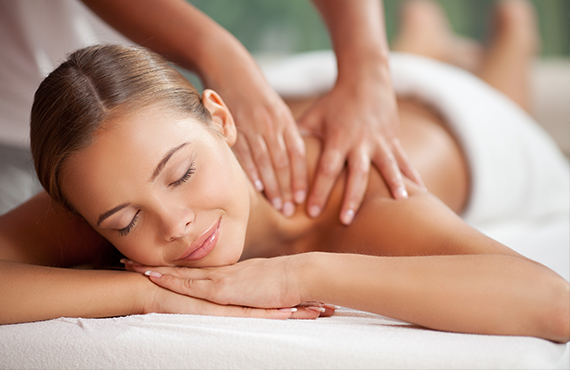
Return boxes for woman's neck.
[239,135,333,260]
[241,179,321,260]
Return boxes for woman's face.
[63,95,250,267]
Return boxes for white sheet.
[1,311,568,370]
[1,52,568,370]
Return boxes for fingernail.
[294,190,306,204]
[254,179,264,192]
[308,204,320,218]
[397,187,408,199]
[283,201,295,217]
[120,258,128,264]
[144,271,162,278]
[306,306,326,313]
[272,197,282,210]
[278,307,298,313]
[341,209,355,225]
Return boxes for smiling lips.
[177,218,221,262]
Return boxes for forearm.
[301,252,570,342]
[312,0,390,82]
[81,0,255,83]
[0,260,150,324]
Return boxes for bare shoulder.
[0,192,111,267]
[298,99,517,258]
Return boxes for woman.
[0,0,568,342]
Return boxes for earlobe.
[202,89,237,146]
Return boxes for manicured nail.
[342,209,355,225]
[397,187,408,199]
[294,190,306,204]
[254,179,264,192]
[278,307,298,313]
[308,204,320,218]
[306,306,326,313]
[272,197,282,210]
[144,271,162,278]
[282,201,295,217]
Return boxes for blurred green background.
[189,0,568,57]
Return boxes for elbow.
[537,277,570,343]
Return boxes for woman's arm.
[129,184,570,342]
[132,250,570,343]
[0,194,304,324]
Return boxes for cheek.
[109,232,161,266]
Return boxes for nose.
[160,204,195,242]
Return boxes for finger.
[145,271,218,302]
[266,133,293,213]
[284,126,308,206]
[233,135,264,192]
[250,135,282,209]
[340,151,371,225]
[131,264,211,280]
[289,307,321,320]
[391,139,426,189]
[206,304,294,320]
[307,146,345,218]
[373,142,408,200]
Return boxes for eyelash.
[118,210,140,237]
[116,162,196,237]
[169,162,196,187]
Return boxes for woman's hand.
[298,66,424,225]
[141,277,314,319]
[123,256,335,318]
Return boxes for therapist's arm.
[303,0,424,224]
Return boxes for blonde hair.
[30,44,211,212]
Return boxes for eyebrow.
[149,142,190,182]
[97,203,129,227]
[96,142,190,227]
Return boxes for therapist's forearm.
[81,0,256,82]
[312,0,390,81]
[0,260,150,324]
[299,252,570,342]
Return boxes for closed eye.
[118,210,140,237]
[169,162,196,187]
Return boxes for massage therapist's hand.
[203,62,308,217]
[125,257,334,318]
[298,65,424,225]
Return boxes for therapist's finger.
[250,134,282,210]
[266,132,293,214]
[392,139,425,189]
[340,151,370,225]
[307,146,345,218]
[284,126,308,206]
[233,135,264,191]
[372,139,408,200]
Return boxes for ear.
[202,89,237,146]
